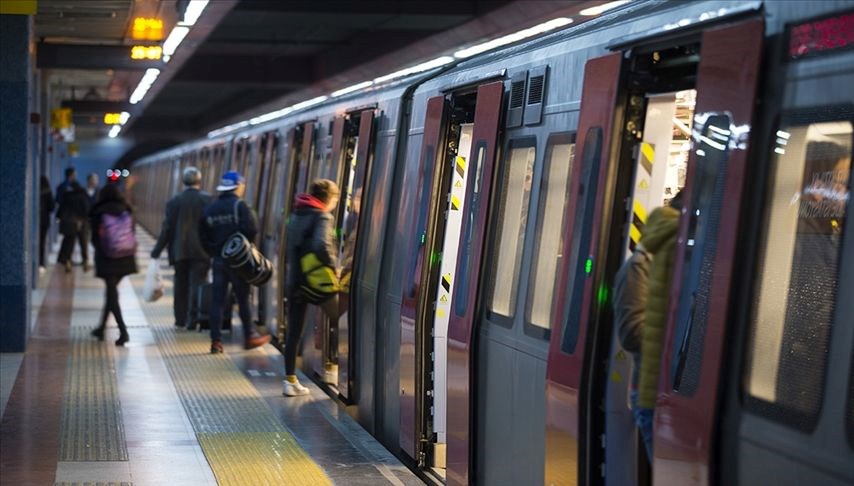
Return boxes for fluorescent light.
[249,95,330,126]
[207,121,250,138]
[331,81,373,98]
[374,56,455,83]
[579,1,632,16]
[179,0,209,26]
[162,26,190,57]
[119,111,130,125]
[108,125,121,138]
[453,18,572,59]
[129,68,160,104]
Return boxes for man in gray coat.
[151,167,213,328]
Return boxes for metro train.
[131,1,854,484]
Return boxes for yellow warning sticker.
[437,309,446,317]
[610,370,623,383]
[454,180,463,188]
[633,200,647,224]
[451,194,461,211]
[440,295,449,303]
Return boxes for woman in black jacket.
[89,184,138,345]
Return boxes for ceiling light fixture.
[579,0,632,17]
[373,56,455,83]
[331,81,374,98]
[162,25,190,60]
[108,125,122,138]
[129,68,161,104]
[453,17,572,59]
[180,0,209,27]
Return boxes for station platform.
[0,231,424,486]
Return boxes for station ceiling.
[35,0,597,148]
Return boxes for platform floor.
[0,231,423,486]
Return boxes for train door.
[255,132,278,330]
[545,15,766,486]
[398,81,503,483]
[334,108,375,401]
[719,7,854,486]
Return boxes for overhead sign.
[104,113,122,125]
[0,0,37,15]
[50,108,72,129]
[131,45,162,60]
[132,17,163,40]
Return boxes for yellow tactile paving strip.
[199,432,331,486]
[129,261,331,485]
[60,327,128,462]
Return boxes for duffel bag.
[221,233,273,286]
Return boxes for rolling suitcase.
[193,282,212,330]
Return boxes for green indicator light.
[585,257,593,275]
[421,233,426,245]
[430,251,442,267]
[597,285,609,306]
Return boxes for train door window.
[525,133,575,337]
[744,118,852,431]
[454,144,487,318]
[486,138,536,320]
[263,136,281,236]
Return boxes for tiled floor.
[0,234,424,486]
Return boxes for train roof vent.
[524,66,548,126]
[506,71,527,128]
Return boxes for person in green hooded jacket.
[614,192,682,461]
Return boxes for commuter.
[151,167,213,329]
[57,180,91,273]
[613,191,682,461]
[39,175,55,271]
[199,170,270,354]
[89,184,138,346]
[86,172,100,205]
[632,192,682,460]
[283,179,341,396]
[55,166,76,203]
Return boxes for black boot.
[91,327,105,341]
[115,333,129,346]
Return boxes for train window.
[455,143,487,318]
[669,114,733,396]
[744,116,852,432]
[525,133,575,337]
[487,138,536,319]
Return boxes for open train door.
[446,80,504,485]
[337,108,375,401]
[400,95,450,461]
[544,52,623,486]
[653,17,764,486]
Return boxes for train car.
[131,1,854,485]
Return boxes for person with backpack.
[282,179,341,396]
[89,184,138,346]
[199,170,270,354]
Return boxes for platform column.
[0,12,34,352]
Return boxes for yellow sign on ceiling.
[132,17,163,40]
[50,108,72,129]
[0,0,37,15]
[131,45,162,60]
[104,113,122,125]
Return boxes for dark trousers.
[39,223,49,267]
[96,276,128,336]
[173,259,209,328]
[58,224,88,264]
[210,259,252,342]
[284,295,338,376]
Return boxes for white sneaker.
[282,380,310,396]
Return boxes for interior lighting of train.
[161,25,189,61]
[453,17,573,58]
[331,81,374,98]
[580,0,633,17]
[180,0,209,27]
[373,56,456,83]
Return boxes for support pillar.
[0,13,34,352]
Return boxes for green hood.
[640,206,680,253]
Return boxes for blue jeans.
[630,389,653,462]
[210,259,252,342]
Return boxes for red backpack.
[100,211,137,258]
